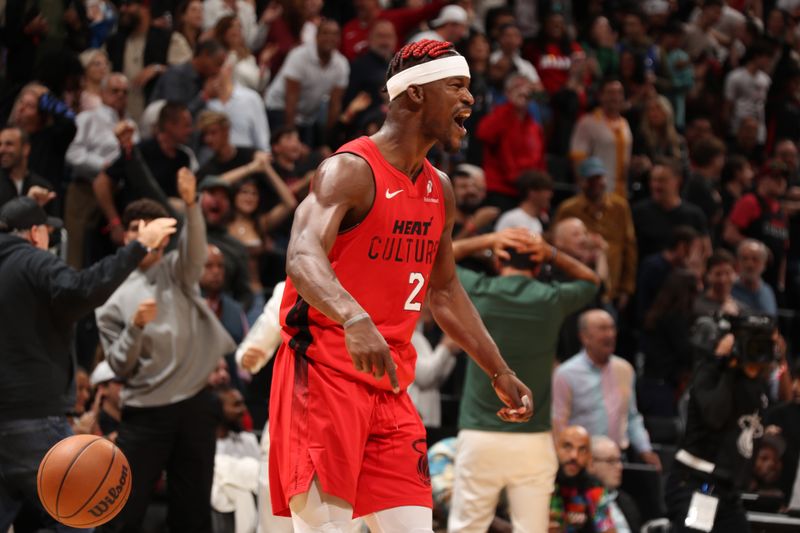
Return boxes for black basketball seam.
[53,437,102,518]
[71,465,132,529]
[61,441,116,519]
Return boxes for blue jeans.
[0,416,92,532]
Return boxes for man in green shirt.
[448,234,600,533]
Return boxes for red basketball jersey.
[279,136,446,391]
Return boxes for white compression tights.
[289,478,433,533]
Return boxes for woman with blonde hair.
[635,95,688,168]
[78,49,110,111]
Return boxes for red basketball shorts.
[268,343,432,517]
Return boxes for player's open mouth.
[453,110,471,133]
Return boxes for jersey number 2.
[404,272,425,311]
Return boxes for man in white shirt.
[264,20,349,147]
[724,41,772,144]
[65,73,139,267]
[67,74,139,181]
[494,171,553,235]
[206,65,270,152]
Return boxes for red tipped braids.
[387,40,458,80]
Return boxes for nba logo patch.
[424,179,439,203]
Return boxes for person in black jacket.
[104,0,172,119]
[665,324,773,532]
[0,196,175,532]
[0,126,56,211]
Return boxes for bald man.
[589,436,641,533]
[201,243,249,392]
[552,309,661,471]
[550,217,609,362]
[550,426,617,533]
[553,218,592,265]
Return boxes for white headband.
[386,55,471,101]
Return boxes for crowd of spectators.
[2,0,800,532]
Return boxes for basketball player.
[266,40,534,532]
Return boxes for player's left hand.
[493,374,534,423]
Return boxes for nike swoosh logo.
[385,188,403,199]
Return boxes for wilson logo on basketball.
[87,465,129,517]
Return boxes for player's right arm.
[286,153,400,391]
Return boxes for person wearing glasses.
[65,72,139,268]
[589,436,642,533]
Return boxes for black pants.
[665,469,750,533]
[99,389,218,533]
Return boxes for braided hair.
[386,39,459,82]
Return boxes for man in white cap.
[90,361,124,439]
[410,5,469,44]
[0,196,175,532]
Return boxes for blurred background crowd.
[1,0,800,532]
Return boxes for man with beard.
[451,164,497,239]
[211,386,261,533]
[201,244,248,392]
[105,0,176,120]
[450,164,499,274]
[199,177,252,308]
[94,102,195,247]
[550,425,617,533]
[0,127,55,210]
[732,239,777,316]
[8,84,76,210]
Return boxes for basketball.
[37,435,131,528]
